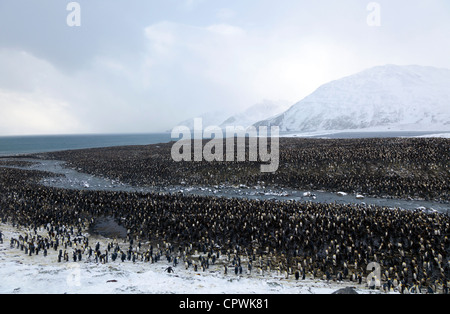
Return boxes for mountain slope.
[255,65,450,132]
[220,100,290,129]
[175,100,290,130]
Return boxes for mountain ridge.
[254,65,450,132]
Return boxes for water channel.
[1,158,448,214]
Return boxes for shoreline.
[1,130,449,158]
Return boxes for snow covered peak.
[255,65,450,132]
[175,100,290,130]
[220,99,291,129]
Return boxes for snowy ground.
[281,128,450,139]
[413,133,450,139]
[0,223,381,294]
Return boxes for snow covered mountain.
[175,100,290,130]
[220,100,291,129]
[255,65,450,132]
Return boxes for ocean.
[0,133,173,157]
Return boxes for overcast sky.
[0,0,449,135]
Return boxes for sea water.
[0,133,173,156]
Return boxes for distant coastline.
[2,130,450,157]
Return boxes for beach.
[0,137,449,294]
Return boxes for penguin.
[165,266,174,274]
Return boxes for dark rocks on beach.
[332,287,358,294]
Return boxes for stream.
[1,158,449,214]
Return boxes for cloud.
[0,89,85,136]
[0,47,143,135]
[181,0,206,11]
[142,22,253,117]
[216,8,237,20]
[141,20,365,119]
[1,1,450,135]
[0,48,86,135]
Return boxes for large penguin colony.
[44,138,449,202]
[0,137,449,294]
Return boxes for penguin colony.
[43,137,449,202]
[0,151,449,293]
